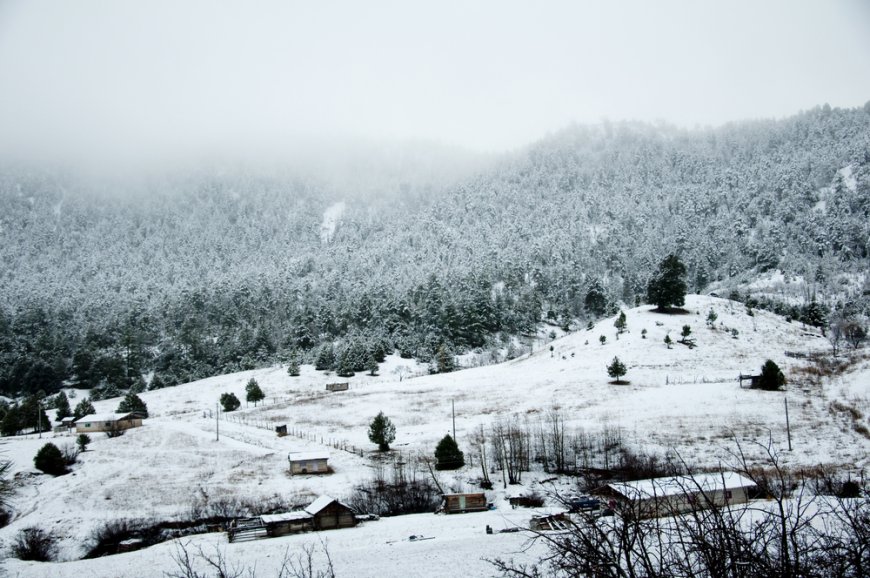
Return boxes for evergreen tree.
[801,300,827,332]
[706,309,718,328]
[54,391,71,422]
[584,280,608,316]
[245,379,265,406]
[757,359,786,391]
[1,406,21,436]
[220,392,241,412]
[73,398,96,420]
[614,311,627,335]
[117,392,148,417]
[647,254,687,311]
[286,358,300,377]
[435,344,455,374]
[368,411,396,451]
[148,373,167,390]
[335,354,355,378]
[434,434,465,470]
[314,344,335,371]
[76,433,91,453]
[34,443,67,476]
[664,334,673,349]
[607,356,627,384]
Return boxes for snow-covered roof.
[288,451,329,462]
[305,495,336,515]
[61,417,76,423]
[259,511,312,524]
[606,472,756,500]
[74,412,137,424]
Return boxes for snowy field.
[1,295,868,576]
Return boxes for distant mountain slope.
[0,104,868,395]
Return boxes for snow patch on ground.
[838,164,858,192]
[320,201,346,244]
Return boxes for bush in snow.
[220,392,240,412]
[33,443,67,476]
[12,527,57,561]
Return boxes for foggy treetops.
[1,104,869,396]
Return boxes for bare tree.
[492,437,868,578]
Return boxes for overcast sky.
[0,0,868,163]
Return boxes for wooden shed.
[305,495,357,530]
[597,471,756,518]
[325,382,349,392]
[441,493,488,514]
[74,412,143,434]
[287,451,330,475]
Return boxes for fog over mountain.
[1,105,869,395]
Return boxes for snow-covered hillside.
[1,296,868,576]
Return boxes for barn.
[287,451,330,475]
[305,495,357,530]
[74,412,143,434]
[597,471,756,518]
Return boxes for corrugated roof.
[288,451,330,462]
[607,471,756,500]
[260,511,312,524]
[305,495,336,515]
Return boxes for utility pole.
[216,402,219,442]
[785,396,792,451]
[452,399,456,441]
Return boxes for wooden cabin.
[325,382,349,392]
[287,451,330,475]
[74,412,143,434]
[229,495,357,542]
[597,471,756,518]
[305,495,357,530]
[441,493,488,514]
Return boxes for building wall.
[289,459,328,475]
[75,418,143,433]
[636,487,751,518]
[312,503,356,530]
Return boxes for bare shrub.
[12,527,57,561]
[85,518,153,558]
[493,438,870,577]
[168,539,335,578]
[347,458,440,516]
[60,443,79,466]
